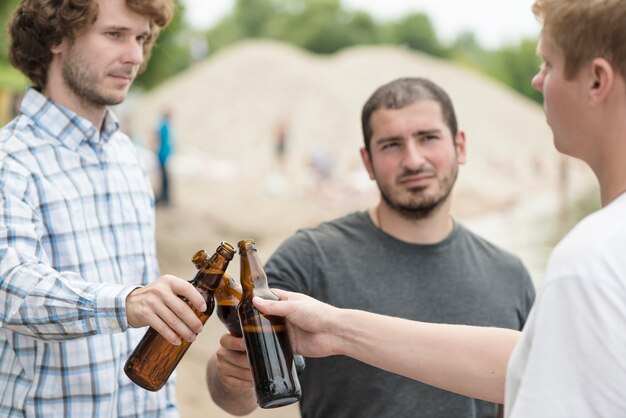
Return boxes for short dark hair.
[361,77,458,154]
[9,0,174,89]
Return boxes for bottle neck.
[240,250,270,297]
[194,254,231,291]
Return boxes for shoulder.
[269,212,370,259]
[0,116,42,179]
[546,194,626,287]
[292,211,371,243]
[455,223,525,266]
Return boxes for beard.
[62,51,131,108]
[377,164,458,220]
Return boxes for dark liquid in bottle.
[217,303,243,337]
[240,307,301,408]
[124,288,215,391]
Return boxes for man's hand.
[125,274,206,345]
[213,334,254,390]
[253,289,342,358]
[207,334,257,415]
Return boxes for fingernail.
[196,325,203,334]
[200,303,207,312]
[174,338,181,345]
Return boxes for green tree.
[134,0,189,90]
[1,0,27,89]
[384,13,446,58]
[488,39,542,103]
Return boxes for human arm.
[254,289,519,404]
[0,156,204,344]
[206,333,257,416]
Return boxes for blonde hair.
[532,0,626,82]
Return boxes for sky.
[181,0,541,49]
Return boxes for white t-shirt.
[505,192,626,417]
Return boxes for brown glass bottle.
[191,251,243,337]
[215,272,244,337]
[124,242,235,391]
[237,239,301,408]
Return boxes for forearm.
[206,355,257,416]
[0,259,135,339]
[335,309,518,403]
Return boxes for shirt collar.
[20,88,121,151]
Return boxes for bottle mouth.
[237,239,257,253]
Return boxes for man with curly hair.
[0,0,207,416]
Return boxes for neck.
[587,107,626,206]
[370,200,454,244]
[44,64,107,129]
[586,75,626,206]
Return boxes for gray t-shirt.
[266,211,535,418]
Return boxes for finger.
[220,334,246,352]
[153,297,200,342]
[149,315,182,345]
[165,292,205,334]
[253,296,293,317]
[270,288,303,301]
[170,277,207,312]
[216,345,253,373]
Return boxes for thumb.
[253,296,290,317]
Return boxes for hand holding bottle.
[125,274,207,345]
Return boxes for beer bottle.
[214,272,244,337]
[124,242,235,391]
[237,239,301,408]
[194,248,306,372]
[191,251,243,337]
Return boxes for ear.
[588,58,614,105]
[50,38,67,56]
[454,130,467,165]
[360,147,375,180]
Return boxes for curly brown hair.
[8,0,174,89]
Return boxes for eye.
[106,31,121,39]
[136,34,148,45]
[380,141,400,150]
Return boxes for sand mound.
[131,40,592,223]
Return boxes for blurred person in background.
[0,0,209,415]
[206,77,536,418]
[245,1,626,417]
[155,108,174,206]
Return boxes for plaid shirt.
[0,89,177,417]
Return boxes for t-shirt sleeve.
[517,259,536,327]
[265,230,318,294]
[508,275,626,417]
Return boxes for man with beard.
[206,77,536,418]
[0,0,209,416]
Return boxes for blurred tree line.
[0,0,541,103]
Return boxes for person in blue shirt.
[156,108,174,206]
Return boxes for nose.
[531,71,543,92]
[402,141,426,169]
[123,39,144,66]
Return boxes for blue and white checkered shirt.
[0,89,177,417]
